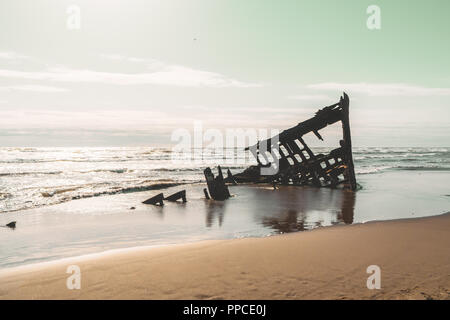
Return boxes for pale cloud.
[287,94,331,101]
[0,106,304,134]
[307,82,450,96]
[0,109,176,132]
[0,54,261,88]
[99,54,150,64]
[0,85,69,92]
[0,67,260,88]
[0,51,30,60]
[99,54,170,71]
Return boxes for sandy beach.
[1,212,449,300]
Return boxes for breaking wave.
[1,146,449,212]
[2,181,188,213]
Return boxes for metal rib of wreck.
[231,92,357,191]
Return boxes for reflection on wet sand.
[262,209,306,233]
[3,171,448,269]
[203,185,356,234]
[339,190,356,225]
[259,187,356,233]
[205,200,226,228]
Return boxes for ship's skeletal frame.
[203,93,357,200]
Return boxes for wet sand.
[2,171,449,270]
[1,212,449,300]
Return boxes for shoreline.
[1,212,449,300]
[0,210,447,276]
[2,170,450,271]
[2,170,449,271]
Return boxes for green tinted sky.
[0,0,449,146]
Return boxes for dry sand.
[0,213,449,300]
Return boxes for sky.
[0,0,449,147]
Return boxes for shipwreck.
[203,92,357,200]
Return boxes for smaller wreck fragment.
[204,93,357,196]
[204,166,231,200]
[142,193,165,206]
[142,190,188,205]
[164,190,187,203]
[0,221,16,229]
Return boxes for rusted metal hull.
[233,93,357,190]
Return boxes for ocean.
[1,146,449,269]
[1,146,449,213]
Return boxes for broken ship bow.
[204,93,357,200]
